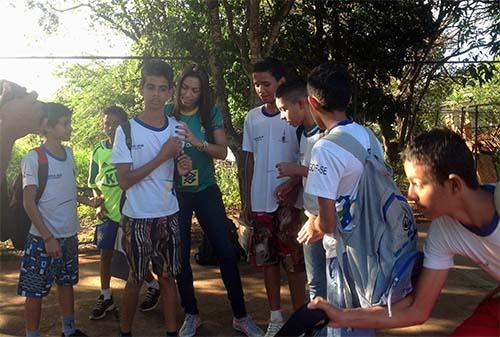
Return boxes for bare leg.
[286,269,307,310]
[263,265,281,311]
[100,249,113,290]
[57,284,75,316]
[119,279,142,333]
[159,275,177,332]
[25,297,42,332]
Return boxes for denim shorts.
[94,218,119,250]
[18,234,79,298]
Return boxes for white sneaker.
[264,321,284,337]
[233,316,264,337]
[178,314,201,337]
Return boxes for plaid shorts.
[18,234,79,298]
[121,214,181,284]
[250,206,305,272]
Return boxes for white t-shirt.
[242,105,299,213]
[424,186,500,281]
[300,126,323,216]
[305,120,383,258]
[111,116,180,218]
[22,145,80,238]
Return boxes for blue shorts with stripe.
[17,234,79,298]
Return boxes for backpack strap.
[121,120,132,151]
[34,147,48,203]
[323,129,369,163]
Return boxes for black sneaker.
[140,287,160,312]
[61,329,88,337]
[89,294,116,320]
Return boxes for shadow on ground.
[0,222,497,337]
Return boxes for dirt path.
[0,222,497,337]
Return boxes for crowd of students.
[0,56,497,337]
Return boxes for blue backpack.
[324,127,420,316]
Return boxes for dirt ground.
[0,221,497,337]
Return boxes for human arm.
[176,153,192,176]
[276,162,309,178]
[92,188,108,220]
[297,214,324,244]
[76,194,103,208]
[242,151,254,221]
[308,267,449,329]
[23,185,62,258]
[176,122,228,160]
[313,196,337,234]
[114,134,183,190]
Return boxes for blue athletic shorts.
[17,234,79,298]
[94,218,119,250]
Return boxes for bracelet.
[197,140,209,151]
[43,234,54,243]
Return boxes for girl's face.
[180,76,201,110]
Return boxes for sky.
[0,1,131,100]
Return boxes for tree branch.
[263,0,295,56]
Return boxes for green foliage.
[215,160,240,209]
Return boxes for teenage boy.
[274,79,326,307]
[18,103,92,337]
[310,128,499,337]
[304,63,384,337]
[242,57,307,337]
[88,106,161,320]
[111,60,192,337]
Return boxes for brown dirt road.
[0,222,497,337]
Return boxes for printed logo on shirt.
[336,195,355,230]
[101,167,119,187]
[254,135,264,142]
[309,163,328,176]
[181,169,199,187]
[48,173,63,180]
[131,144,144,150]
[280,129,288,143]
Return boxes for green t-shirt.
[88,140,122,222]
[164,103,223,192]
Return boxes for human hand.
[275,179,300,206]
[45,237,62,258]
[96,203,108,220]
[176,122,202,148]
[307,296,343,328]
[297,217,324,244]
[276,162,302,178]
[87,196,103,208]
[176,153,192,176]
[158,137,183,162]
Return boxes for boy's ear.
[448,174,464,194]
[307,95,321,111]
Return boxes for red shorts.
[449,296,499,337]
[249,206,305,272]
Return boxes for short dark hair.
[275,79,307,101]
[307,63,351,112]
[401,128,479,189]
[40,102,72,134]
[103,106,128,123]
[141,60,174,88]
[252,57,287,81]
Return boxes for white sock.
[146,279,160,290]
[270,310,283,323]
[101,288,112,300]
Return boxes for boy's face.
[276,96,305,127]
[252,71,284,105]
[47,116,72,142]
[404,160,453,220]
[102,113,122,142]
[140,75,172,111]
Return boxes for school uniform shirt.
[423,185,500,281]
[88,140,122,223]
[164,104,223,192]
[305,120,383,258]
[242,105,299,213]
[300,125,323,216]
[22,145,79,238]
[111,116,180,219]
